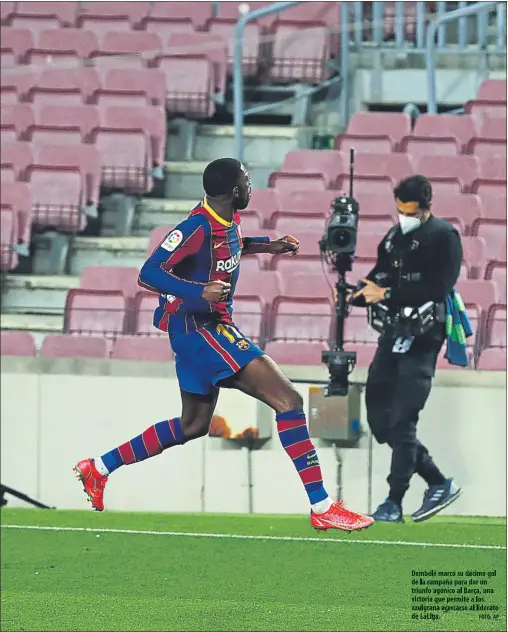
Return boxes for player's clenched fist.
[202,280,231,303]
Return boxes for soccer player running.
[74,158,374,533]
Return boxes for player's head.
[394,175,432,215]
[203,158,251,210]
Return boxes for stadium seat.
[147,225,173,255]
[1,141,33,179]
[112,336,174,362]
[477,79,507,103]
[132,291,165,337]
[0,68,37,102]
[35,104,101,138]
[269,25,328,83]
[26,165,87,232]
[476,348,506,371]
[274,215,327,234]
[1,26,35,61]
[231,297,265,344]
[279,150,344,186]
[269,172,328,192]
[245,188,280,228]
[65,289,127,339]
[8,1,77,29]
[77,2,151,37]
[239,215,263,233]
[461,236,487,279]
[153,55,215,118]
[337,112,411,151]
[356,233,381,260]
[414,155,480,193]
[431,194,482,235]
[270,297,333,343]
[473,221,506,268]
[468,139,507,162]
[80,266,141,299]
[336,175,394,197]
[478,116,507,141]
[235,269,281,305]
[93,30,162,62]
[0,330,36,356]
[0,2,15,25]
[264,340,327,366]
[2,103,35,137]
[456,279,498,315]
[40,334,109,359]
[400,136,460,157]
[486,264,507,304]
[485,305,507,348]
[355,191,395,217]
[32,144,101,208]
[93,68,167,107]
[26,28,99,66]
[344,307,379,345]
[465,100,508,121]
[27,67,101,107]
[411,113,476,152]
[206,20,261,77]
[279,271,331,300]
[0,181,32,248]
[0,207,18,271]
[141,1,213,32]
[352,152,414,182]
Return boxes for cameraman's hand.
[202,280,231,303]
[353,279,387,304]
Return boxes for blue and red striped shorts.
[169,322,264,395]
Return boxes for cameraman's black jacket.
[353,215,463,348]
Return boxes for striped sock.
[99,418,186,475]
[276,409,329,505]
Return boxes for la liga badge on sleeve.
[161,230,183,252]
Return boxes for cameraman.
[347,175,462,523]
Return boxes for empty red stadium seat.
[461,236,487,278]
[77,2,151,37]
[486,264,507,304]
[270,297,332,342]
[278,150,343,186]
[0,330,36,356]
[353,152,413,182]
[476,348,506,371]
[465,100,507,121]
[132,291,164,337]
[147,225,173,255]
[431,194,482,235]
[0,181,32,248]
[336,175,394,197]
[240,215,263,232]
[40,334,109,359]
[335,135,392,154]
[279,271,331,300]
[0,207,18,271]
[468,138,507,162]
[473,221,506,267]
[112,336,174,362]
[355,191,395,217]
[1,141,32,179]
[232,297,264,343]
[65,289,127,339]
[485,305,506,348]
[94,68,167,107]
[412,114,476,151]
[478,116,507,140]
[345,307,379,345]
[26,28,99,66]
[94,30,162,62]
[356,233,380,260]
[27,67,100,107]
[80,266,141,299]
[11,1,77,26]
[414,155,480,193]
[477,79,507,103]
[269,172,328,192]
[0,68,37,101]
[2,103,35,136]
[36,104,101,137]
[154,55,215,118]
[235,269,281,305]
[273,189,335,226]
[27,165,87,232]
[1,2,15,25]
[32,144,101,207]
[270,25,328,83]
[264,340,327,365]
[456,279,498,315]
[1,26,34,61]
[206,20,260,77]
[245,188,280,228]
[142,2,213,31]
[341,112,411,149]
[274,215,327,234]
[477,154,507,182]
[400,136,460,157]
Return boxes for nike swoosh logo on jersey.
[214,241,226,249]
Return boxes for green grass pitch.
[1,509,506,631]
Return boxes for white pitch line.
[1,524,505,550]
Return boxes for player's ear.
[232,186,239,198]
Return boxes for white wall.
[1,357,506,517]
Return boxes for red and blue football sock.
[276,409,331,510]
[95,418,186,475]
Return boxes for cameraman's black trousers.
[365,337,446,506]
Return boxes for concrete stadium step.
[164,160,274,199]
[131,198,194,236]
[2,275,78,314]
[1,312,64,344]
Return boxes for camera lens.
[332,229,351,248]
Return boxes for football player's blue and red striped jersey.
[138,197,270,334]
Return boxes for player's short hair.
[203,158,243,197]
[394,175,432,210]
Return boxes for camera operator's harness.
[367,226,445,353]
